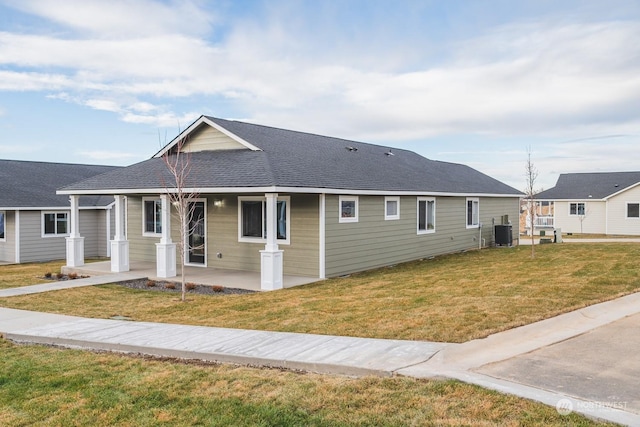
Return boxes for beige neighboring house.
[536,171,640,235]
[0,159,119,263]
[58,115,522,291]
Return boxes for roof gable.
[153,116,261,158]
[537,171,640,200]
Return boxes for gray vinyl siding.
[325,195,519,277]
[19,211,66,262]
[96,208,115,257]
[126,194,320,277]
[16,209,107,263]
[78,210,105,258]
[0,210,16,263]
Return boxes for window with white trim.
[417,198,435,234]
[466,198,479,228]
[385,196,400,220]
[627,203,640,218]
[0,211,5,241]
[238,196,290,244]
[339,196,358,223]
[143,198,162,236]
[569,202,586,216]
[42,212,69,237]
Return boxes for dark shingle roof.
[0,159,119,208]
[62,116,521,196]
[537,172,640,200]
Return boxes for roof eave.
[57,186,522,198]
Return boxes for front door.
[187,201,206,265]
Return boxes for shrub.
[44,272,52,279]
[68,273,78,280]
[56,272,64,280]
[212,285,224,293]
[185,283,196,291]
[165,282,176,290]
[146,280,156,287]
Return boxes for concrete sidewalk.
[0,272,147,297]
[0,307,445,377]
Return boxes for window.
[339,196,358,223]
[569,202,586,216]
[42,212,69,237]
[0,211,5,241]
[238,196,290,244]
[627,203,640,218]
[143,198,162,236]
[385,196,400,220]
[417,198,435,234]
[466,198,479,228]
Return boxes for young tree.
[162,137,201,302]
[524,147,539,258]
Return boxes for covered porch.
[64,192,320,291]
[62,260,320,292]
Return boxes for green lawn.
[0,260,65,289]
[0,339,612,426]
[2,243,639,343]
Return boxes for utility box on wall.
[495,224,513,247]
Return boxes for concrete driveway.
[478,313,640,415]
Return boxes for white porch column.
[260,193,283,290]
[65,195,85,267]
[155,194,176,278]
[111,195,130,272]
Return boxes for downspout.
[478,222,483,250]
[319,194,326,279]
[14,210,20,263]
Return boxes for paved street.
[479,313,640,415]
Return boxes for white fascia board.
[0,206,71,211]
[153,116,262,158]
[544,198,606,202]
[1,205,111,210]
[58,186,522,198]
[603,181,640,200]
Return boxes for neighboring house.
[536,171,640,235]
[58,115,522,290]
[0,159,119,263]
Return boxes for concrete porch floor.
[62,261,321,292]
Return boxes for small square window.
[569,202,586,216]
[339,196,358,223]
[42,211,69,237]
[627,203,640,218]
[385,196,400,220]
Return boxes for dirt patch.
[116,279,256,296]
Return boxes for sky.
[1,0,640,191]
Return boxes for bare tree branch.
[161,137,201,302]
[525,146,539,258]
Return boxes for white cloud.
[0,1,639,159]
[7,0,216,37]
